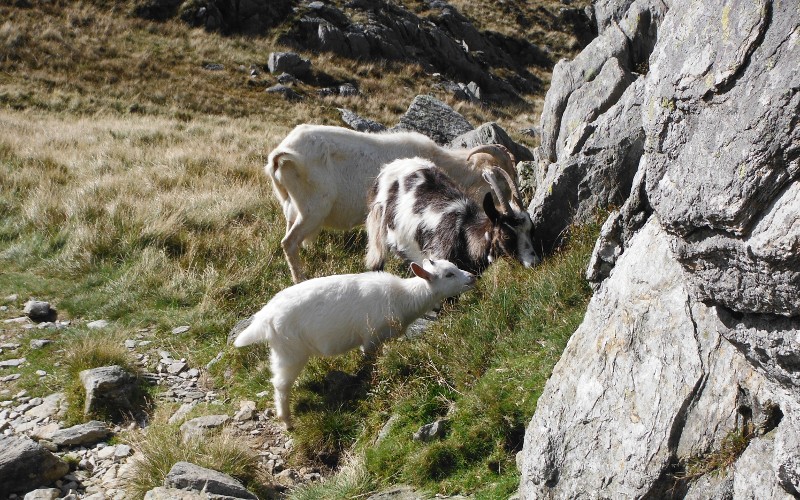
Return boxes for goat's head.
[481,167,539,268]
[411,259,477,298]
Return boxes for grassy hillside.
[1,1,595,498]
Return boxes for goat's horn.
[482,167,515,215]
[492,163,524,210]
[466,144,515,169]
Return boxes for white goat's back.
[235,272,411,357]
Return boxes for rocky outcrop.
[277,1,556,102]
[176,0,293,35]
[520,0,799,497]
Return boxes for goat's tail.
[266,149,301,206]
[365,202,387,271]
[233,309,273,347]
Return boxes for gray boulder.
[23,300,57,323]
[447,122,533,162]
[641,0,799,316]
[520,219,793,497]
[177,0,292,35]
[530,77,646,250]
[48,420,111,447]
[267,52,310,78]
[392,95,473,145]
[0,435,69,497]
[265,84,302,101]
[79,365,137,417]
[520,0,800,497]
[338,108,387,133]
[164,461,256,499]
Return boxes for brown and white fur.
[365,157,539,275]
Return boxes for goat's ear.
[410,262,433,281]
[483,192,501,223]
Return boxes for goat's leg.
[270,349,307,430]
[281,206,331,283]
[281,216,313,283]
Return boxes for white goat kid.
[233,259,476,429]
[267,124,516,283]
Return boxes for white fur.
[233,259,475,428]
[266,124,517,283]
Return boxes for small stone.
[36,370,47,377]
[23,488,61,500]
[30,339,53,349]
[87,320,109,329]
[0,358,26,368]
[3,316,30,324]
[97,445,117,460]
[114,444,132,459]
[167,362,187,375]
[171,325,190,335]
[23,300,57,323]
[0,373,21,382]
[413,418,450,442]
[179,414,229,442]
[234,400,257,422]
[168,402,197,425]
[125,340,137,349]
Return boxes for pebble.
[171,325,190,335]
[0,358,26,368]
[86,320,109,329]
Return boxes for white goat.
[266,124,516,283]
[233,259,476,429]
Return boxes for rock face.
[277,1,553,102]
[520,0,799,497]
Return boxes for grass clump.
[59,328,145,425]
[126,413,266,499]
[682,428,754,479]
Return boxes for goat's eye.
[446,272,454,278]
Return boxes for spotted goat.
[365,157,539,275]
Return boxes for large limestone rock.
[0,435,69,497]
[521,0,800,497]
